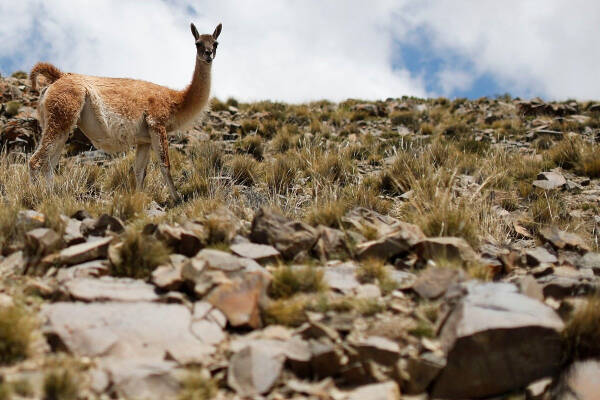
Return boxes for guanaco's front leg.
[147,122,181,203]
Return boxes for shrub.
[235,135,264,160]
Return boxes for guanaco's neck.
[174,57,211,127]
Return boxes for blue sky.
[1,1,599,102]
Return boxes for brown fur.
[29,23,222,202]
[30,62,64,91]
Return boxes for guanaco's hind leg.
[147,121,181,202]
[29,81,85,181]
[134,143,151,190]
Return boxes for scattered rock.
[398,352,446,395]
[230,242,280,262]
[60,215,85,245]
[250,208,318,260]
[540,226,589,253]
[555,360,600,400]
[227,342,286,396]
[195,248,263,272]
[526,377,552,400]
[64,277,159,302]
[157,224,203,257]
[0,250,26,276]
[81,214,125,236]
[525,246,558,266]
[56,260,110,282]
[25,227,62,255]
[57,236,113,265]
[346,381,401,400]
[356,221,425,260]
[16,209,45,228]
[322,262,360,294]
[206,271,271,329]
[431,282,564,399]
[42,302,214,364]
[342,208,404,239]
[533,171,566,190]
[414,237,478,264]
[412,266,466,300]
[313,225,351,261]
[351,336,401,366]
[576,252,600,274]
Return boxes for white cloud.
[402,0,600,100]
[1,1,599,101]
[0,0,426,102]
[437,68,474,96]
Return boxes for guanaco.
[29,22,222,202]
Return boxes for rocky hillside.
[0,70,599,399]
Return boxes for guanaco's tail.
[30,62,63,91]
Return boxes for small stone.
[346,381,401,400]
[351,336,401,365]
[58,236,113,265]
[312,225,350,261]
[196,248,263,272]
[230,242,280,262]
[56,260,110,282]
[398,352,446,395]
[576,252,600,273]
[81,214,125,236]
[355,283,381,299]
[0,250,26,276]
[525,247,558,266]
[228,342,286,396]
[525,377,552,400]
[60,215,85,245]
[16,209,45,228]
[356,222,425,261]
[322,262,360,294]
[412,267,466,300]
[206,271,271,329]
[250,207,318,260]
[415,237,479,264]
[25,227,62,255]
[540,226,589,253]
[555,360,600,400]
[533,171,566,190]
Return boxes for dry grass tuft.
[43,369,79,400]
[226,154,260,186]
[263,296,308,327]
[0,304,34,365]
[111,228,171,279]
[235,135,264,160]
[563,295,600,361]
[178,370,218,400]
[305,198,348,228]
[268,266,326,299]
[357,258,398,294]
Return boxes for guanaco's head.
[191,23,222,65]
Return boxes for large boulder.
[431,282,565,399]
[42,302,215,364]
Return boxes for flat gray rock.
[322,262,360,293]
[230,242,280,261]
[58,236,113,265]
[228,342,287,397]
[42,302,214,364]
[195,248,263,272]
[56,260,110,282]
[432,282,564,399]
[64,277,159,302]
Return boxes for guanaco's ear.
[213,23,222,40]
[191,23,200,40]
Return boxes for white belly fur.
[77,89,149,153]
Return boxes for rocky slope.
[0,71,600,399]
